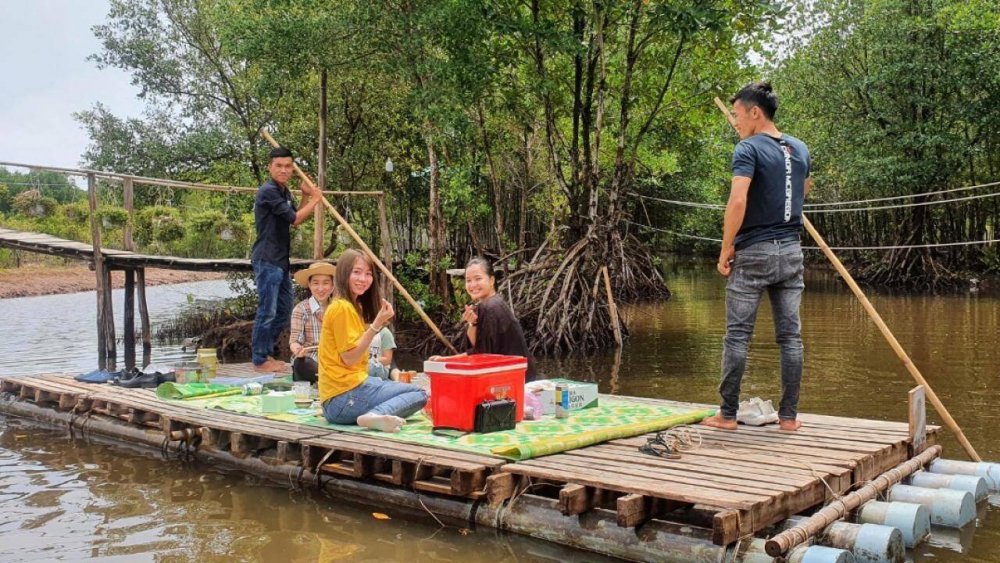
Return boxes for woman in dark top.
[450,257,537,381]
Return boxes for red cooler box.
[423,354,527,431]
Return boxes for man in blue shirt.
[251,147,320,373]
[702,82,813,432]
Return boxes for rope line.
[803,179,1000,207]
[629,183,1000,213]
[626,220,1000,250]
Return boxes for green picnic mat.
[173,393,714,460]
[155,382,242,400]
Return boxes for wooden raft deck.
[0,370,939,546]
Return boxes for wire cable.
[625,220,1000,250]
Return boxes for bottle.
[555,382,569,419]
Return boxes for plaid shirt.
[290,296,325,362]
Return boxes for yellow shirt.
[318,298,369,402]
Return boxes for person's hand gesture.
[300,177,318,198]
[374,298,395,329]
[461,304,478,327]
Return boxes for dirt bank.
[0,265,230,299]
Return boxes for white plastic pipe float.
[818,522,903,563]
[783,516,902,563]
[787,545,855,563]
[856,500,930,548]
[907,470,988,503]
[888,484,976,528]
[927,458,1000,492]
[738,538,780,563]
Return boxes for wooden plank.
[485,473,517,507]
[909,386,927,455]
[505,458,768,508]
[616,493,648,527]
[713,509,742,545]
[539,453,797,497]
[560,484,595,516]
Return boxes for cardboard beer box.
[525,379,599,415]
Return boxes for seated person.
[431,257,537,381]
[368,326,397,380]
[289,262,336,383]
[318,249,427,432]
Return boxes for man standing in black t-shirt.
[251,147,320,373]
[702,82,813,432]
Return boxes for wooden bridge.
[0,161,389,373]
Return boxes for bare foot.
[253,359,288,373]
[701,414,738,430]
[357,413,406,433]
[779,419,802,432]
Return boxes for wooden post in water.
[124,269,136,370]
[104,267,116,369]
[123,178,136,370]
[87,173,108,370]
[137,268,151,367]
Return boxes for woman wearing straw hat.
[289,262,336,383]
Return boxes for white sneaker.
[736,397,779,426]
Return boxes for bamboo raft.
[5,366,991,561]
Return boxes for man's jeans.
[251,261,294,366]
[720,239,804,421]
[322,377,428,424]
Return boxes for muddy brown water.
[1,270,999,561]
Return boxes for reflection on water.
[0,280,235,376]
[1,270,1000,561]
[0,418,596,562]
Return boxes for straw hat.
[293,262,337,287]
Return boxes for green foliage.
[137,205,185,244]
[97,206,129,228]
[13,190,58,218]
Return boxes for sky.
[0,1,144,170]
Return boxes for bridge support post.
[124,268,136,370]
[137,268,151,367]
[88,173,109,370]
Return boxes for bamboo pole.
[260,129,458,354]
[713,97,981,462]
[601,266,622,347]
[124,268,136,370]
[314,69,327,260]
[377,193,394,305]
[765,445,942,556]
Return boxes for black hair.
[730,81,778,121]
[268,147,294,161]
[335,249,381,323]
[465,257,495,278]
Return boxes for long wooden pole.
[260,129,458,354]
[713,97,981,461]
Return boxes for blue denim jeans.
[251,260,294,366]
[322,377,428,424]
[720,239,804,421]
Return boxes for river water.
[1,270,998,561]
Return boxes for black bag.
[474,399,517,433]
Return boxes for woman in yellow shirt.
[318,249,427,432]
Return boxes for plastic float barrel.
[927,458,1000,492]
[779,516,902,563]
[856,500,930,548]
[786,544,854,563]
[907,470,988,503]
[887,484,975,528]
[817,522,903,563]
